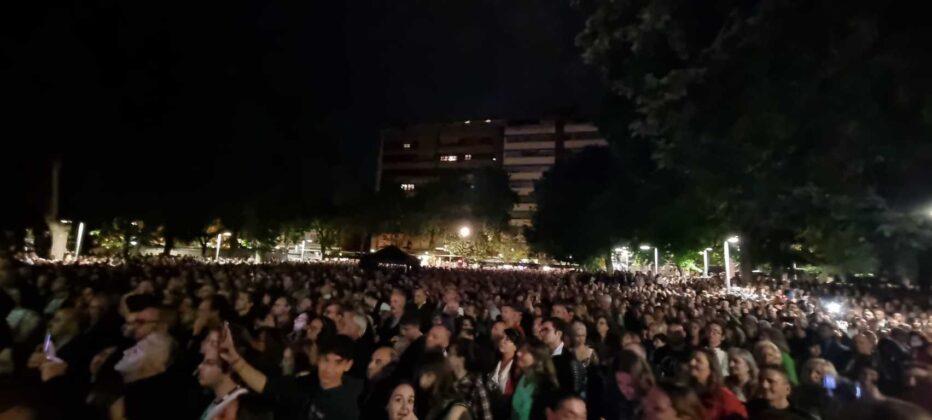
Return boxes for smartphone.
[43,331,54,360]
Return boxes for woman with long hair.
[757,329,799,385]
[304,314,336,366]
[642,380,707,420]
[687,348,747,420]
[511,338,558,420]
[611,349,656,420]
[724,348,758,403]
[491,328,523,396]
[417,350,472,420]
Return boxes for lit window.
[440,155,458,162]
[400,184,415,191]
[403,143,411,149]
[464,154,472,161]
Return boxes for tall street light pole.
[724,236,739,290]
[701,248,711,277]
[640,245,658,274]
[75,222,86,258]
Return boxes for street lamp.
[75,222,86,258]
[640,245,659,274]
[724,236,739,290]
[701,248,712,277]
[458,226,471,238]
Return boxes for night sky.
[1,1,602,223]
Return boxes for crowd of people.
[1,255,931,420]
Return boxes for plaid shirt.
[454,373,493,420]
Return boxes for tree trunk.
[47,220,70,260]
[162,232,175,256]
[230,230,239,250]
[199,236,209,258]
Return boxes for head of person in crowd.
[124,294,162,342]
[324,301,343,325]
[196,294,233,333]
[706,321,724,349]
[399,312,424,342]
[114,332,174,383]
[758,366,793,410]
[754,340,784,368]
[500,302,522,329]
[544,391,587,420]
[518,338,558,383]
[614,349,656,401]
[727,348,759,385]
[339,310,368,340]
[853,331,877,356]
[368,346,398,380]
[570,321,588,349]
[386,382,417,420]
[641,380,706,420]
[552,303,573,324]
[282,341,312,376]
[500,328,524,362]
[271,295,293,325]
[234,290,255,317]
[316,335,355,389]
[540,317,568,353]
[456,315,477,340]
[416,350,459,413]
[425,324,451,351]
[801,358,836,387]
[300,312,332,341]
[390,288,407,318]
[87,292,111,326]
[197,347,235,393]
[447,337,480,379]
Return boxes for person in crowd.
[413,287,433,333]
[592,315,619,361]
[363,346,402,420]
[541,317,586,396]
[305,314,337,366]
[610,349,656,420]
[707,322,729,377]
[197,347,248,420]
[416,349,472,420]
[114,332,186,420]
[654,322,692,379]
[380,288,410,344]
[725,348,759,403]
[221,327,363,420]
[641,380,706,420]
[448,338,493,420]
[426,324,452,353]
[845,331,880,377]
[687,348,748,420]
[491,327,522,403]
[544,391,587,420]
[123,294,163,342]
[387,382,418,420]
[552,303,575,325]
[512,338,560,420]
[570,321,598,368]
[270,296,294,330]
[500,303,524,336]
[340,309,374,379]
[747,366,813,420]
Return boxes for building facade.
[503,120,607,227]
[377,120,504,193]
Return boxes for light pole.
[640,245,658,274]
[458,226,471,238]
[702,248,711,277]
[724,236,739,290]
[75,222,86,258]
[300,240,306,260]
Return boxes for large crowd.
[1,255,930,420]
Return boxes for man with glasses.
[124,294,162,342]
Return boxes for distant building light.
[464,154,472,161]
[403,143,411,149]
[400,183,415,191]
[492,157,497,161]
[130,240,138,246]
[440,155,458,162]
[59,219,72,224]
[464,120,471,124]
[485,119,491,123]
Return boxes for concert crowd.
[1,255,930,420]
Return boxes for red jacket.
[703,387,748,420]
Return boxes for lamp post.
[724,236,739,290]
[640,245,658,274]
[75,222,85,258]
[458,226,471,238]
[702,248,711,277]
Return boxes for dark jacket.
[552,350,587,397]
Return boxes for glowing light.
[464,120,471,124]
[826,302,841,314]
[614,248,623,252]
[458,226,471,238]
[130,240,138,246]
[639,245,651,250]
[727,236,740,243]
[484,119,491,123]
[223,232,232,237]
[59,219,72,224]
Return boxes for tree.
[577,0,932,284]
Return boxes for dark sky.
[1,0,603,224]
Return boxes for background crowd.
[1,255,931,420]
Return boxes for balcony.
[508,171,544,181]
[565,139,608,149]
[503,156,555,166]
